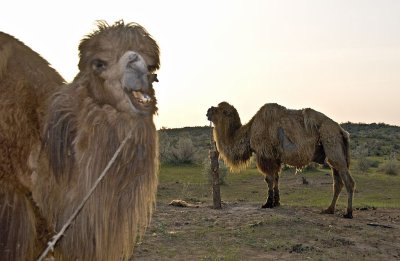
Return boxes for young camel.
[207,102,355,218]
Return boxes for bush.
[170,137,197,164]
[159,131,173,164]
[369,160,380,168]
[380,159,399,175]
[357,156,371,172]
[354,145,380,172]
[159,134,199,165]
[202,157,228,185]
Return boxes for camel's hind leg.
[339,168,355,218]
[325,167,355,218]
[322,169,344,214]
[323,146,355,218]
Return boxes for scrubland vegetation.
[159,123,400,176]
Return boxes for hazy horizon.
[2,0,400,128]
[158,120,400,130]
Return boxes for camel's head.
[207,102,241,126]
[77,21,160,115]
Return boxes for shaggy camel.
[0,21,160,260]
[207,102,355,218]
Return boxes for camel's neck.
[213,120,253,170]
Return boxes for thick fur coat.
[207,102,355,218]
[0,21,160,260]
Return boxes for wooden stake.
[209,122,222,209]
[210,148,221,209]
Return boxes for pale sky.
[2,0,400,128]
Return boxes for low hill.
[341,122,400,157]
[158,123,400,164]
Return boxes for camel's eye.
[92,59,108,73]
[147,65,158,72]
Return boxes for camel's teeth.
[132,91,151,104]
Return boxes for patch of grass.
[200,246,240,261]
[352,172,400,208]
[159,164,205,184]
[158,163,400,208]
[157,164,210,204]
[149,221,179,240]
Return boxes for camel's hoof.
[273,202,281,207]
[343,212,353,219]
[321,208,334,215]
[261,203,274,209]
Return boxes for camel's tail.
[341,128,351,168]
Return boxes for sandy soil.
[133,202,400,260]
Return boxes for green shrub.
[159,135,199,165]
[369,160,380,168]
[159,131,173,164]
[357,156,371,172]
[170,137,197,164]
[380,159,399,175]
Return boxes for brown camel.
[207,102,355,218]
[0,21,160,260]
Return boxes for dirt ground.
[133,202,400,260]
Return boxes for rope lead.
[37,131,132,261]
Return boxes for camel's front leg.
[273,173,280,207]
[262,173,275,208]
[257,157,281,209]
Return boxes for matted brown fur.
[1,21,160,260]
[207,102,355,218]
[0,31,64,260]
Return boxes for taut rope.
[37,131,132,261]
